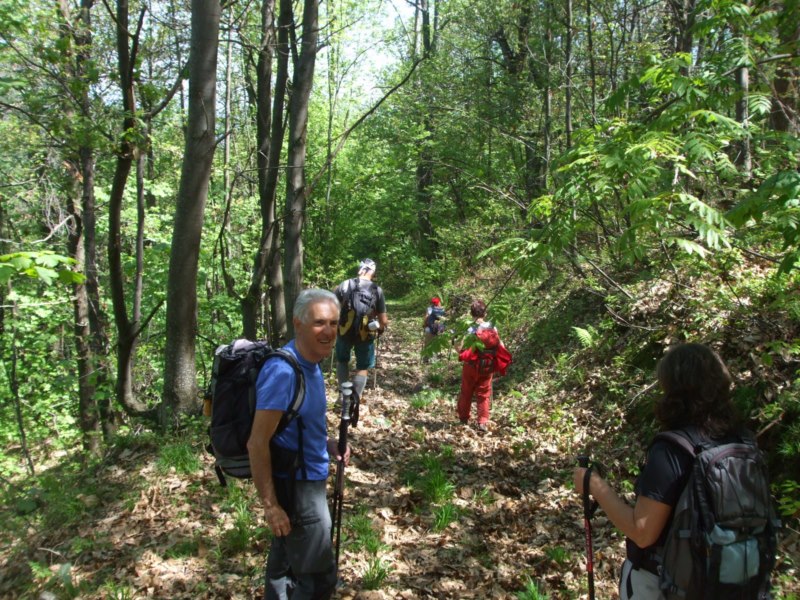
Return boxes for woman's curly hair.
[655,343,740,436]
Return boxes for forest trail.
[327,300,622,599]
[0,301,628,600]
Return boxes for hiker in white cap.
[333,259,388,415]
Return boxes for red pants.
[457,363,492,424]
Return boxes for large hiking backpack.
[338,278,378,342]
[474,327,500,375]
[205,339,305,487]
[652,428,780,599]
[425,306,446,335]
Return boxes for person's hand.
[328,438,351,465]
[573,467,589,495]
[265,504,291,537]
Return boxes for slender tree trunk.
[59,0,112,451]
[323,0,338,270]
[66,175,100,455]
[565,0,573,149]
[162,0,221,424]
[214,11,237,308]
[771,2,799,133]
[261,0,293,346]
[242,0,282,341]
[283,0,318,337]
[735,1,751,178]
[10,324,35,475]
[107,0,156,420]
[223,11,234,223]
[169,0,187,125]
[414,0,437,258]
[735,64,751,177]
[669,0,697,67]
[543,9,553,189]
[586,0,597,122]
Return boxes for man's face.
[294,300,339,363]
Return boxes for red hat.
[431,297,441,306]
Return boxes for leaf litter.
[1,305,797,599]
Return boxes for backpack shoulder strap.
[653,429,699,457]
[270,349,306,436]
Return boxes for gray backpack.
[652,429,780,599]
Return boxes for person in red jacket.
[456,299,507,433]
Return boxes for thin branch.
[485,267,518,311]
[629,380,658,406]
[307,57,424,196]
[606,305,659,332]
[0,299,73,309]
[722,52,800,77]
[144,65,187,119]
[0,216,77,245]
[129,6,148,80]
[577,252,634,299]
[130,298,165,340]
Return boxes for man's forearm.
[250,442,280,511]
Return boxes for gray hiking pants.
[265,479,336,600]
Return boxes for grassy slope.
[1,263,799,599]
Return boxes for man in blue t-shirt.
[247,288,349,600]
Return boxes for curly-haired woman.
[572,343,744,599]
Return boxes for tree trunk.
[586,0,597,121]
[735,1,751,178]
[59,0,112,451]
[669,0,697,62]
[282,0,318,338]
[565,0,573,149]
[543,8,553,194]
[771,3,799,133]
[106,0,158,421]
[267,0,292,345]
[241,0,284,341]
[735,64,751,177]
[414,0,437,258]
[162,0,221,425]
[67,173,100,455]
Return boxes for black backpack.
[205,339,305,487]
[425,306,445,335]
[338,278,378,342]
[651,428,780,599]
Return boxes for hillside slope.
[1,296,798,599]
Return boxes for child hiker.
[422,296,445,362]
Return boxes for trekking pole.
[331,382,353,573]
[372,335,379,389]
[577,455,604,600]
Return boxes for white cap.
[358,258,376,275]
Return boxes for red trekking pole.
[578,455,602,600]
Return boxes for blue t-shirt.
[254,340,329,481]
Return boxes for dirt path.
[329,302,623,599]
[1,302,626,600]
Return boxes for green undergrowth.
[420,256,800,518]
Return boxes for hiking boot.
[459,418,468,425]
[476,422,488,433]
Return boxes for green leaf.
[34,266,57,285]
[0,264,14,284]
[670,238,709,258]
[58,270,85,285]
[572,326,594,348]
